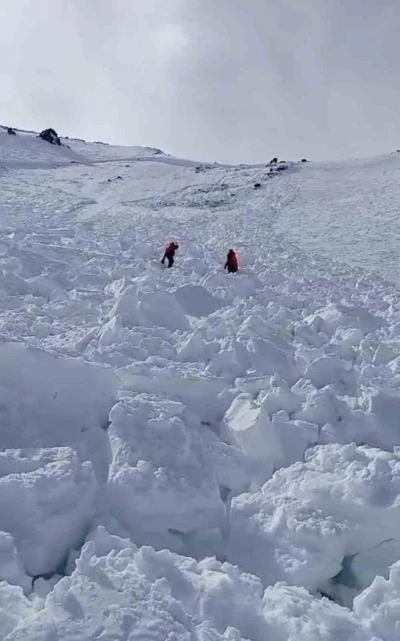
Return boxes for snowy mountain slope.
[64,135,168,161]
[0,128,89,168]
[275,153,400,283]
[1,129,400,639]
[1,126,235,168]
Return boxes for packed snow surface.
[0,126,400,638]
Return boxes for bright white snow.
[0,125,400,639]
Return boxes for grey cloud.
[1,0,400,162]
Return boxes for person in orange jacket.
[161,242,179,268]
[224,249,238,273]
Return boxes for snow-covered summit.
[0,126,400,639]
[0,124,171,168]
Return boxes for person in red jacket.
[161,242,179,268]
[224,249,238,273]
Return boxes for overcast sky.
[1,1,400,163]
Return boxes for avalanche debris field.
[1,127,400,640]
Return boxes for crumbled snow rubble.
[1,127,400,639]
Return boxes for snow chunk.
[228,492,345,591]
[5,531,267,640]
[116,361,228,423]
[222,393,318,474]
[2,529,378,641]
[305,355,357,395]
[228,444,400,591]
[28,275,67,301]
[0,272,31,296]
[271,443,400,553]
[354,560,400,640]
[245,337,300,384]
[0,339,117,480]
[0,583,36,639]
[365,386,400,444]
[304,303,386,337]
[140,290,190,330]
[351,539,400,590]
[372,343,397,365]
[0,447,98,576]
[0,532,31,593]
[263,584,370,641]
[110,284,190,330]
[174,284,227,317]
[107,397,224,539]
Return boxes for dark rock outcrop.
[38,128,61,146]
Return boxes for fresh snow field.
[0,126,400,639]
